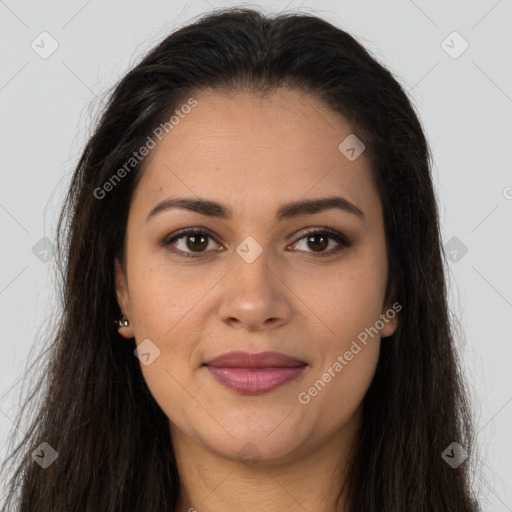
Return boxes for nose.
[217,251,293,332]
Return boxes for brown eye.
[306,233,329,252]
[163,227,350,259]
[163,228,220,258]
[185,233,209,252]
[289,228,351,258]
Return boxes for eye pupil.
[166,228,345,258]
[187,234,208,252]
[307,234,328,252]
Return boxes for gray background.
[1,0,511,508]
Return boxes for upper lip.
[203,351,306,368]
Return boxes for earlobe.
[380,302,400,339]
[115,313,134,339]
[380,315,398,338]
[114,258,134,339]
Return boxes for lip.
[203,351,307,395]
[204,350,306,368]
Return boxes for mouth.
[202,351,308,395]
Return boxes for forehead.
[130,87,380,220]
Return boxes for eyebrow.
[146,196,365,223]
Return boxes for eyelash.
[161,227,351,259]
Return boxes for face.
[115,87,398,465]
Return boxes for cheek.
[128,297,201,431]
[125,260,210,415]
[298,339,380,437]
[292,253,388,345]
[127,255,209,338]
[291,252,385,417]
[297,275,383,429]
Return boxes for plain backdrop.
[1,0,511,508]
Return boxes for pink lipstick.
[203,351,307,395]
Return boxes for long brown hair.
[1,7,479,511]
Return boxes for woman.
[1,7,479,511]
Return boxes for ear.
[114,258,134,339]
[380,300,400,339]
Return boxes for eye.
[162,228,222,258]
[161,227,351,259]
[288,227,351,258]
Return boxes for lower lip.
[204,366,307,395]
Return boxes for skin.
[115,87,398,512]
